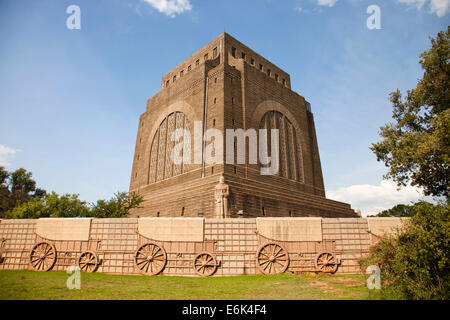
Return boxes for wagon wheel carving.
[78,251,99,273]
[29,242,57,272]
[134,243,167,275]
[193,252,219,277]
[256,243,289,275]
[0,239,6,263]
[315,252,340,274]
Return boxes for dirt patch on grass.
[333,277,365,287]
[309,280,337,292]
[334,277,355,282]
[343,281,365,288]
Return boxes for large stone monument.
[129,33,356,218]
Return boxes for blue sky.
[0,0,448,215]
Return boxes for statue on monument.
[214,175,230,218]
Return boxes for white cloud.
[396,0,450,16]
[141,0,192,18]
[0,144,21,167]
[429,0,450,16]
[327,180,433,217]
[317,0,338,6]
[310,0,449,16]
[396,0,427,9]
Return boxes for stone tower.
[129,33,356,218]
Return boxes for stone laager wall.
[0,217,406,276]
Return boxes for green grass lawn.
[0,270,380,300]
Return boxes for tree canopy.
[361,202,449,299]
[0,167,46,217]
[5,191,143,219]
[370,27,449,198]
[89,192,144,218]
[1,167,143,219]
[369,203,421,217]
[5,192,89,219]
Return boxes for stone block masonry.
[129,33,357,219]
[0,217,406,276]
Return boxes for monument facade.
[129,33,356,218]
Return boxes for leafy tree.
[369,201,433,217]
[5,191,143,219]
[0,167,8,184]
[361,202,449,300]
[0,167,46,217]
[1,166,143,219]
[6,192,89,219]
[0,167,10,214]
[89,192,144,218]
[370,27,450,198]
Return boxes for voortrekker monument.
[0,34,405,276]
[129,33,357,219]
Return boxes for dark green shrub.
[361,202,449,300]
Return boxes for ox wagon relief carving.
[0,217,382,276]
[254,235,341,275]
[134,217,221,276]
[254,218,341,274]
[133,235,221,277]
[27,218,103,273]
